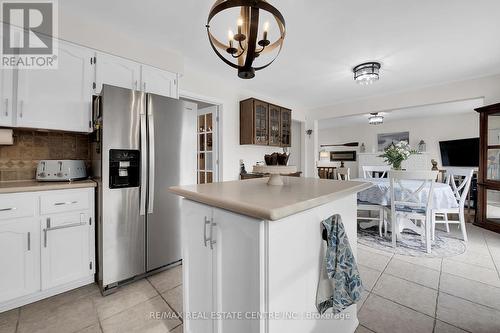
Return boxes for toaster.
[36,160,87,181]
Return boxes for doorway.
[180,94,221,183]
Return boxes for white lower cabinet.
[0,218,39,303]
[0,187,95,312]
[41,212,92,290]
[182,200,262,333]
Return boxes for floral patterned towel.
[316,214,363,314]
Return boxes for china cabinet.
[475,102,500,233]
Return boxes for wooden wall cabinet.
[475,102,500,234]
[240,98,291,147]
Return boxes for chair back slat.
[444,168,474,207]
[362,165,391,179]
[389,170,438,213]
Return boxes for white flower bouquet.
[379,141,419,170]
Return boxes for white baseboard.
[0,275,95,313]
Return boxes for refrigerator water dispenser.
[109,149,140,189]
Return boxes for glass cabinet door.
[280,108,291,147]
[254,101,268,145]
[269,104,281,146]
[487,112,500,181]
[197,113,215,184]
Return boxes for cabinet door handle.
[203,216,210,247]
[27,232,31,251]
[143,82,146,91]
[44,218,50,247]
[54,201,78,206]
[46,221,87,232]
[209,221,217,250]
[0,207,16,212]
[134,80,138,90]
[4,98,8,117]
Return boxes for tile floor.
[0,265,183,333]
[356,224,500,333]
[1,224,500,333]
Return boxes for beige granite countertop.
[169,177,372,221]
[0,179,97,194]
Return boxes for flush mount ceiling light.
[368,112,384,125]
[353,62,381,85]
[206,0,286,79]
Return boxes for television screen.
[439,138,479,167]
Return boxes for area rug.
[357,226,466,258]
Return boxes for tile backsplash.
[0,129,90,181]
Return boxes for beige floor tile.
[100,296,181,333]
[171,324,183,333]
[358,243,394,257]
[357,291,370,313]
[148,265,183,293]
[358,294,434,333]
[92,279,158,320]
[358,264,382,291]
[444,249,496,270]
[434,320,469,333]
[439,273,500,311]
[372,274,437,316]
[357,248,391,271]
[77,323,103,333]
[385,258,440,289]
[0,308,19,333]
[355,324,374,333]
[18,296,98,333]
[162,285,183,316]
[392,254,442,271]
[437,293,500,333]
[21,283,99,319]
[441,260,500,287]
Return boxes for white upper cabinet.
[0,218,40,303]
[95,52,141,92]
[16,40,94,132]
[0,68,14,127]
[141,65,179,99]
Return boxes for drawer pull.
[46,221,87,232]
[54,201,78,206]
[27,232,31,251]
[0,207,16,212]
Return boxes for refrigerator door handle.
[147,96,155,214]
[140,112,147,216]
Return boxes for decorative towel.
[316,214,363,314]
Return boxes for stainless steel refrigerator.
[92,84,197,294]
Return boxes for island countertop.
[169,177,371,221]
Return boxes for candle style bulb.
[237,17,243,35]
[228,30,234,48]
[263,21,269,41]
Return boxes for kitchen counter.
[0,179,97,194]
[169,176,371,221]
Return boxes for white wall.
[180,61,306,181]
[318,112,479,177]
[288,121,303,171]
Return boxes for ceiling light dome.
[368,112,384,125]
[206,0,286,79]
[353,62,381,85]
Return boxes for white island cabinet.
[170,177,371,333]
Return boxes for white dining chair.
[389,170,438,253]
[358,165,391,237]
[431,168,474,242]
[362,165,391,179]
[336,167,351,180]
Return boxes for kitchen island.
[169,177,371,333]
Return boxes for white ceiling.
[318,98,484,129]
[60,0,500,110]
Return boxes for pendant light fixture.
[353,62,381,85]
[368,112,384,125]
[206,0,286,79]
